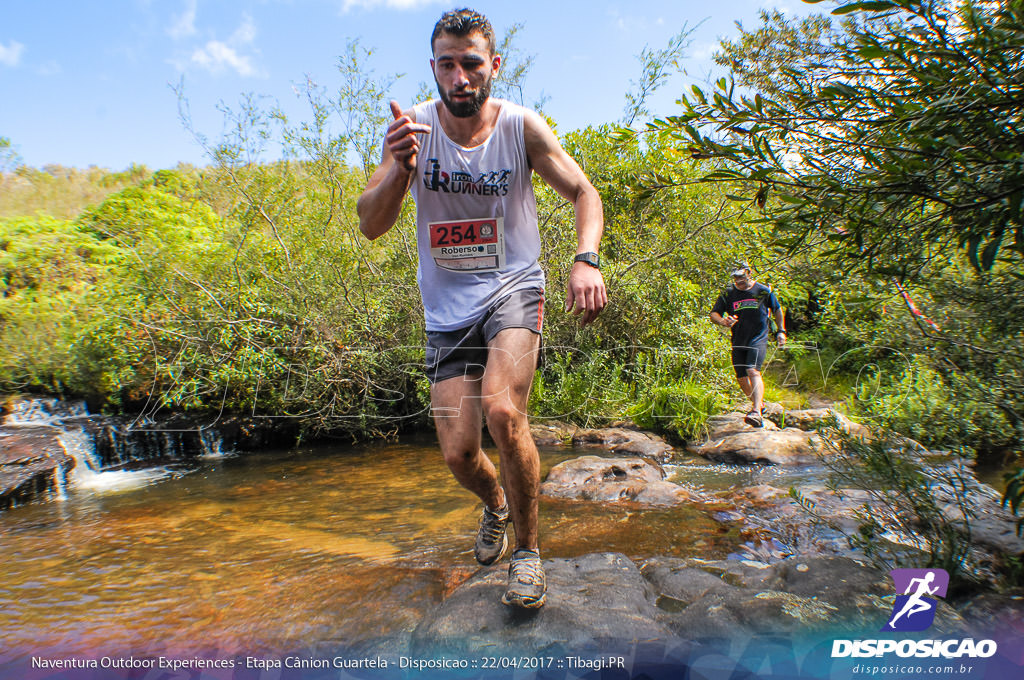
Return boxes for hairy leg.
[480,328,542,552]
[431,373,505,510]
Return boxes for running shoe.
[501,548,547,609]
[474,503,509,565]
[744,410,764,428]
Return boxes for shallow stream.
[1,435,764,656]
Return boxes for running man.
[709,262,786,427]
[356,8,606,608]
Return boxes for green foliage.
[0,164,148,219]
[642,0,1024,276]
[855,357,1016,455]
[630,374,729,442]
[0,215,123,396]
[0,29,798,444]
[1004,466,1024,537]
[622,25,696,126]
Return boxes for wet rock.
[639,556,963,638]
[640,558,739,604]
[773,407,871,437]
[410,552,685,656]
[2,396,89,423]
[0,424,75,509]
[761,401,787,421]
[772,556,891,601]
[704,412,780,441]
[958,589,1024,640]
[541,455,701,506]
[529,421,574,447]
[694,428,821,466]
[571,426,674,462]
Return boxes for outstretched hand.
[566,263,608,327]
[386,100,431,172]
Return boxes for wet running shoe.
[744,410,764,428]
[474,503,509,565]
[501,549,547,609]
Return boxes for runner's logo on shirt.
[732,299,760,311]
[424,159,512,196]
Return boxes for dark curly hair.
[431,8,495,55]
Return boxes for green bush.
[854,357,1014,455]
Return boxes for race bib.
[428,217,505,272]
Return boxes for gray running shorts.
[425,287,544,384]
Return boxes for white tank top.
[409,99,545,331]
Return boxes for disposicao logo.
[831,567,998,660]
[883,568,949,632]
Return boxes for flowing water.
[0,434,746,657]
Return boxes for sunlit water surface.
[1,436,747,655]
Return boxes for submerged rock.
[570,426,674,462]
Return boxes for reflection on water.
[0,435,743,655]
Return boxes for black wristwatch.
[573,252,600,269]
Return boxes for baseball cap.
[730,262,751,277]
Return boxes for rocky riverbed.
[2,396,1022,659]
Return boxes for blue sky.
[1,0,820,170]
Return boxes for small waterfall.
[57,424,107,485]
[199,428,225,458]
[2,398,229,495]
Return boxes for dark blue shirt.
[712,282,781,347]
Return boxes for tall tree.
[640,0,1024,277]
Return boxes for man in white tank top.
[357,8,607,609]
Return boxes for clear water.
[0,435,744,656]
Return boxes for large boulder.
[0,424,75,509]
[772,407,871,438]
[694,427,821,466]
[703,411,779,440]
[541,455,703,506]
[412,552,978,658]
[410,552,685,656]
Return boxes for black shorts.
[424,287,544,384]
[731,340,767,379]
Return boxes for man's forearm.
[572,186,603,253]
[357,164,413,240]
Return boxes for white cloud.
[341,0,444,12]
[36,60,61,76]
[191,40,257,76]
[230,14,256,45]
[168,0,198,39]
[185,14,261,77]
[0,40,24,67]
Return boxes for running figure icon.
[883,568,949,632]
[887,572,940,628]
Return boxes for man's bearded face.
[437,75,492,118]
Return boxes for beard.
[437,77,492,118]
